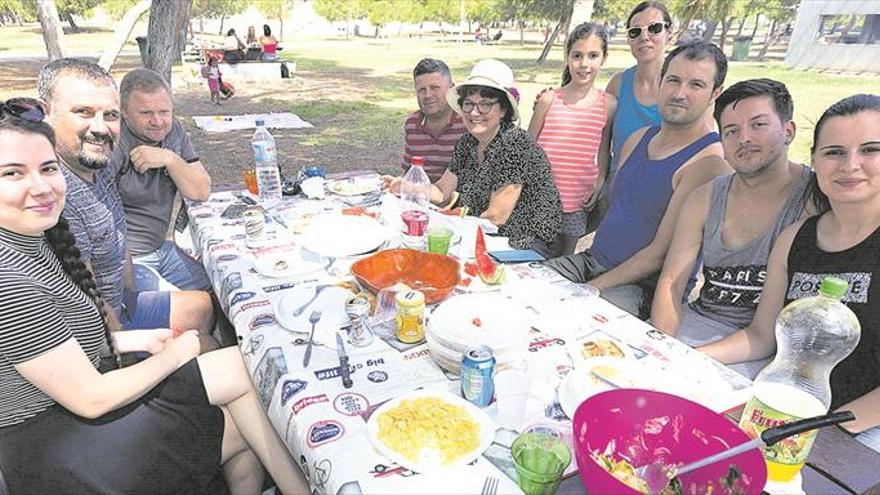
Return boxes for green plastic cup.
[427,227,454,255]
[511,431,571,495]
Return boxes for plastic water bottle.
[399,156,430,250]
[252,119,282,204]
[739,276,860,483]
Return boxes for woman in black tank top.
[700,94,880,451]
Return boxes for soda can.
[395,289,425,343]
[346,293,374,347]
[461,345,496,408]
[401,210,429,236]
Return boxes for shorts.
[119,290,172,330]
[560,209,588,237]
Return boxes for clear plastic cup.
[427,226,454,255]
[494,369,530,430]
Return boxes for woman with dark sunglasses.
[595,2,671,226]
[0,101,307,494]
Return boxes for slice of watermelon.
[475,226,504,284]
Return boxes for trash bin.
[135,36,148,66]
[731,36,753,61]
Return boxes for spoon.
[637,410,855,494]
[302,310,322,367]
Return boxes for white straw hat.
[446,59,520,123]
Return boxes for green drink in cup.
[511,430,571,495]
[427,227,454,255]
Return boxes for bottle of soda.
[252,119,282,204]
[739,276,860,482]
[399,156,430,250]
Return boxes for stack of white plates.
[426,294,529,375]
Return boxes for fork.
[292,284,332,316]
[481,476,498,495]
[302,310,322,367]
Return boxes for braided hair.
[45,218,122,366]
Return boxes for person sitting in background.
[246,25,257,46]
[0,99,309,494]
[223,28,245,64]
[650,79,813,378]
[402,58,466,183]
[38,58,216,353]
[386,59,563,257]
[259,24,279,62]
[701,94,880,452]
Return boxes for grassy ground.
[2,25,879,185]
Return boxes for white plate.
[273,285,356,338]
[328,179,380,196]
[300,214,392,258]
[427,294,529,354]
[565,331,634,366]
[559,358,646,419]
[367,390,495,474]
[252,248,329,278]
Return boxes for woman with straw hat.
[386,59,563,257]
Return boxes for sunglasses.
[0,98,46,122]
[627,21,668,40]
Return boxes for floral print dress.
[450,122,563,249]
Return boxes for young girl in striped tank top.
[529,22,618,254]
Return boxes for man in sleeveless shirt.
[544,41,732,318]
[650,79,812,378]
[38,59,217,353]
[402,58,466,182]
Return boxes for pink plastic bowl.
[573,389,767,494]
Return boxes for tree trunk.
[750,13,760,39]
[219,14,225,35]
[64,11,80,32]
[198,16,203,33]
[279,17,284,41]
[736,16,747,36]
[702,19,717,42]
[146,0,192,84]
[757,19,778,60]
[718,16,732,51]
[36,0,67,61]
[173,0,192,62]
[536,21,562,63]
[519,19,524,45]
[97,0,151,71]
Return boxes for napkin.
[300,177,326,199]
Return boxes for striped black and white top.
[0,227,105,428]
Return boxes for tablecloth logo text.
[307,420,344,447]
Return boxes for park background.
[1,0,879,187]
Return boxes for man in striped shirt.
[402,58,466,182]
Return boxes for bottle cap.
[411,156,424,167]
[820,276,848,299]
[255,119,265,126]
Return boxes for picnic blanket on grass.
[193,112,313,133]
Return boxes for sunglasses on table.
[0,98,46,122]
[627,21,669,39]
[460,100,499,114]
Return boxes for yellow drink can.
[395,289,425,344]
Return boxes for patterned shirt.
[61,165,128,312]
[0,227,105,427]
[402,110,467,182]
[450,122,563,248]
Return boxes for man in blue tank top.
[650,79,813,377]
[544,41,732,318]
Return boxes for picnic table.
[183,176,880,495]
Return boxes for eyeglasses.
[461,100,498,114]
[0,98,46,122]
[627,21,668,40]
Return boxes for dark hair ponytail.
[44,217,122,367]
[562,22,608,86]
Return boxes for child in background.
[204,57,221,105]
[528,22,617,255]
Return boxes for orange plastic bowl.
[350,249,460,304]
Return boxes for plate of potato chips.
[367,389,495,473]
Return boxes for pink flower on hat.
[507,86,520,103]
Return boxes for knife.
[336,332,353,388]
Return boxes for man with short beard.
[650,79,813,378]
[545,41,733,318]
[38,58,216,352]
[402,58,466,182]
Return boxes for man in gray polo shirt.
[111,68,212,291]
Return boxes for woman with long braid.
[0,101,307,493]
